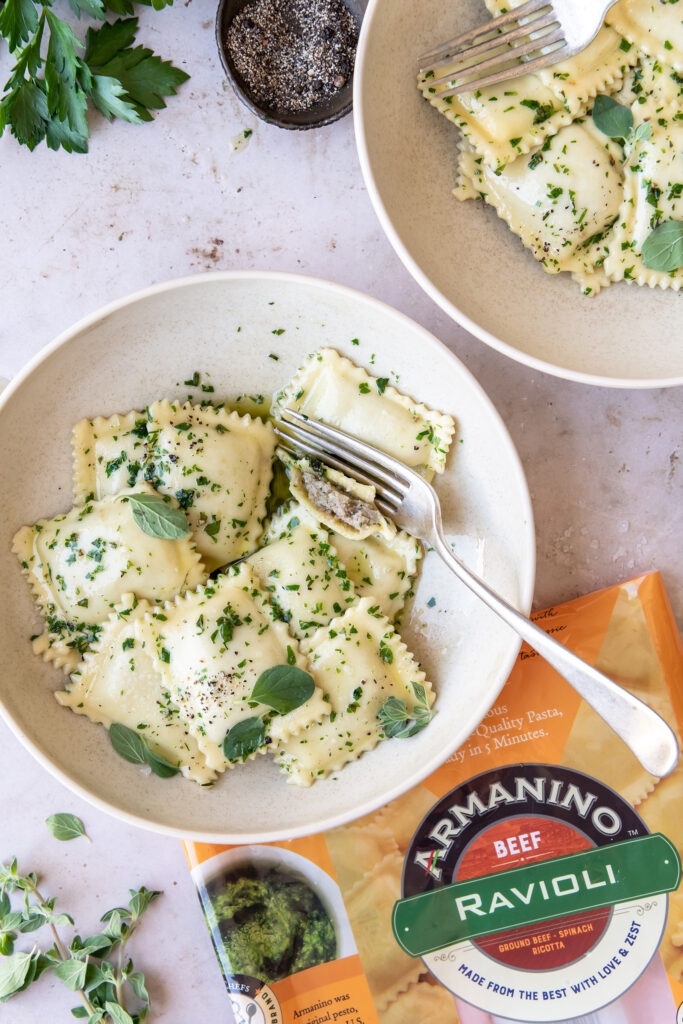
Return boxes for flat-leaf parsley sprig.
[0,854,160,1022]
[0,0,189,153]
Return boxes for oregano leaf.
[45,813,90,843]
[124,492,190,538]
[109,724,147,765]
[104,1002,135,1024]
[592,94,633,139]
[632,122,652,143]
[222,717,266,761]
[251,665,315,714]
[54,958,88,991]
[641,219,683,272]
[145,748,180,778]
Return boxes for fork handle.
[431,531,678,779]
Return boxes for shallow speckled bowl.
[354,0,683,387]
[215,0,364,130]
[0,271,534,842]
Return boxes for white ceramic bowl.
[0,271,534,842]
[354,0,683,388]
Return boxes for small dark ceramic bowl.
[215,0,365,130]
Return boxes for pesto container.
[191,844,356,1014]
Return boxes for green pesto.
[206,866,336,983]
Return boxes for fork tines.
[274,409,409,509]
[418,0,566,96]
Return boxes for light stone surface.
[0,0,681,1020]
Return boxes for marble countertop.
[1,0,681,1019]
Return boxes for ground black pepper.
[226,0,359,114]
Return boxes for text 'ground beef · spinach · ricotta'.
[204,865,337,984]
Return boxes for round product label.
[224,974,282,1024]
[397,764,675,1021]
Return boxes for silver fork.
[418,0,620,96]
[274,408,678,779]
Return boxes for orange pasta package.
[184,571,683,1024]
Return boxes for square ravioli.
[420,66,574,172]
[135,563,330,773]
[275,599,434,787]
[137,401,276,570]
[72,401,276,571]
[247,520,357,640]
[608,0,683,73]
[485,0,637,108]
[605,117,683,290]
[12,483,206,673]
[458,119,624,286]
[72,410,148,503]
[265,502,421,622]
[274,348,454,479]
[56,595,214,784]
[329,530,421,622]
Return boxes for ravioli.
[328,530,421,622]
[420,68,573,172]
[135,563,330,773]
[265,502,421,621]
[604,117,683,290]
[420,0,636,172]
[275,599,435,786]
[72,410,147,503]
[457,119,623,288]
[425,0,683,291]
[56,595,214,784]
[13,483,206,673]
[608,0,683,73]
[143,401,276,570]
[276,448,395,541]
[247,520,357,640]
[275,349,454,478]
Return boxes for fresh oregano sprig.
[591,94,652,164]
[0,857,160,1022]
[377,682,435,739]
[223,665,315,762]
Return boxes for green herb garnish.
[641,219,683,272]
[109,723,180,777]
[221,665,315,762]
[592,94,634,139]
[251,665,315,715]
[377,682,435,738]
[222,716,267,761]
[125,492,189,540]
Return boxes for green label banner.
[393,833,680,957]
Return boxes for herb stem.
[115,940,125,1007]
[29,881,98,1019]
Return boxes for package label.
[395,763,679,1020]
